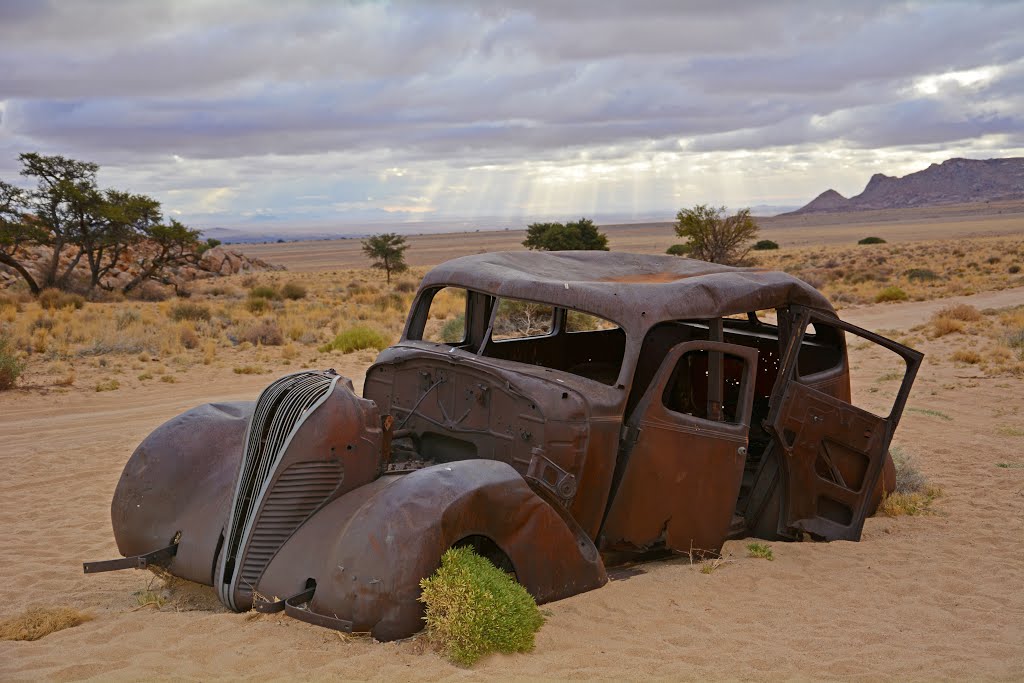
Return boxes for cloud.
[0,1,1022,226]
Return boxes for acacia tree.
[673,205,759,265]
[87,190,162,290]
[0,180,45,294]
[361,232,409,284]
[522,217,608,251]
[122,219,203,294]
[17,152,103,289]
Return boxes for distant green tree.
[752,239,779,251]
[362,232,409,283]
[522,217,608,251]
[674,205,759,265]
[665,243,690,257]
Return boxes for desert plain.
[2,205,1024,681]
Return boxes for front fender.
[258,459,608,641]
[111,401,252,585]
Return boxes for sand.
[238,200,1024,272]
[2,289,1024,679]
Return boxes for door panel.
[600,341,758,556]
[768,306,923,540]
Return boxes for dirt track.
[2,291,1023,681]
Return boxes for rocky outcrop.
[788,157,1024,214]
[0,244,283,291]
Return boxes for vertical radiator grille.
[219,371,338,609]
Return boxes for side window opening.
[481,298,625,385]
[662,349,749,424]
[414,286,469,345]
[491,299,554,341]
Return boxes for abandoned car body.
[87,251,922,640]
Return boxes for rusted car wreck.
[87,251,922,640]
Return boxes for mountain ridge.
[787,157,1024,215]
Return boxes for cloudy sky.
[1,0,1022,233]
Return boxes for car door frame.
[767,305,923,541]
[599,340,759,555]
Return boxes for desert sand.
[2,230,1024,680]
[240,201,1024,272]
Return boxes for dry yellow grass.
[0,606,93,641]
[1,233,1022,395]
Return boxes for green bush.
[665,243,690,256]
[905,268,938,282]
[168,302,211,322]
[439,314,466,342]
[319,326,390,354]
[419,546,544,666]
[752,239,779,251]
[280,281,307,300]
[0,335,25,391]
[246,296,270,314]
[250,285,279,300]
[858,236,887,245]
[875,286,909,303]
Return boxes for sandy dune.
[2,290,1024,681]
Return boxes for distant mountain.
[787,157,1024,214]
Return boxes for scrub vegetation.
[0,606,93,641]
[419,546,545,666]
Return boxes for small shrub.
[375,292,406,311]
[879,446,941,516]
[934,304,982,322]
[1009,265,1021,274]
[280,281,307,300]
[0,334,25,390]
[179,325,200,349]
[986,255,1001,265]
[319,326,390,354]
[439,315,466,343]
[37,289,84,310]
[246,296,270,314]
[160,374,177,383]
[875,286,908,303]
[0,606,93,641]
[250,285,279,300]
[394,279,417,293]
[419,546,544,666]
[858,236,887,245]
[666,243,691,256]
[931,317,964,337]
[905,268,938,282]
[138,372,154,381]
[746,542,773,560]
[752,239,779,251]
[233,365,265,375]
[95,379,120,392]
[169,302,211,322]
[116,309,141,330]
[951,349,982,364]
[240,318,284,346]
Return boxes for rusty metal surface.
[92,252,922,641]
[416,251,835,337]
[111,401,251,585]
[256,459,606,641]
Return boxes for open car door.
[767,306,923,541]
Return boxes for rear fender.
[258,459,607,641]
[111,401,252,585]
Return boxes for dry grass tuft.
[935,303,983,322]
[0,606,93,641]
[951,349,982,364]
